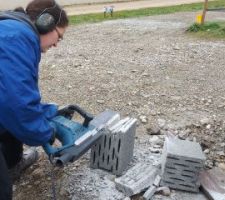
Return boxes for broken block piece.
[153,175,161,187]
[90,116,137,175]
[115,163,159,196]
[161,138,206,192]
[199,168,225,200]
[143,185,157,200]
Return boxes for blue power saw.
[43,105,118,166]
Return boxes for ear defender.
[35,12,56,34]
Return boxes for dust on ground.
[14,11,225,200]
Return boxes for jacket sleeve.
[0,28,57,146]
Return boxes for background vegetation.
[69,0,225,25]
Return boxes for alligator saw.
[43,105,119,166]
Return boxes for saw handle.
[68,105,94,127]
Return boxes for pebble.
[123,197,131,200]
[206,124,211,129]
[60,188,69,196]
[158,119,166,128]
[218,163,225,170]
[156,186,171,196]
[97,100,105,104]
[149,135,160,144]
[147,124,161,135]
[205,160,213,169]
[220,143,225,147]
[200,118,210,125]
[140,115,148,124]
[204,149,210,154]
[13,185,17,192]
[173,46,180,50]
[178,132,187,140]
[34,180,41,185]
[149,147,161,153]
[216,151,225,156]
[153,144,161,149]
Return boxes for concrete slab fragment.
[143,185,157,200]
[153,175,161,187]
[199,168,225,200]
[115,163,159,196]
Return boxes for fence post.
[201,0,208,25]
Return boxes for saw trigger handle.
[68,105,94,127]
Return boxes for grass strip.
[69,0,225,25]
[187,21,225,39]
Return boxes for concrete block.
[161,138,205,192]
[199,168,225,200]
[115,163,159,196]
[90,117,137,175]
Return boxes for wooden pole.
[201,0,208,25]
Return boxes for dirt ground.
[14,10,225,200]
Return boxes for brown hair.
[15,0,68,28]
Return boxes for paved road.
[64,0,207,15]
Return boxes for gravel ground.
[14,11,225,200]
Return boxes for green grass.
[69,0,225,25]
[187,21,225,39]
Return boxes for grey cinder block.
[161,138,206,192]
[115,163,159,196]
[90,116,137,176]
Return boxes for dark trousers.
[0,132,23,200]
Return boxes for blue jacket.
[0,19,57,146]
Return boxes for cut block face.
[160,138,206,193]
[165,138,206,160]
[90,116,137,176]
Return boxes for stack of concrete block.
[90,115,137,176]
[160,138,206,192]
[114,163,159,196]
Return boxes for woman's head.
[26,0,68,32]
[24,0,69,52]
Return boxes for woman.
[0,0,69,199]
